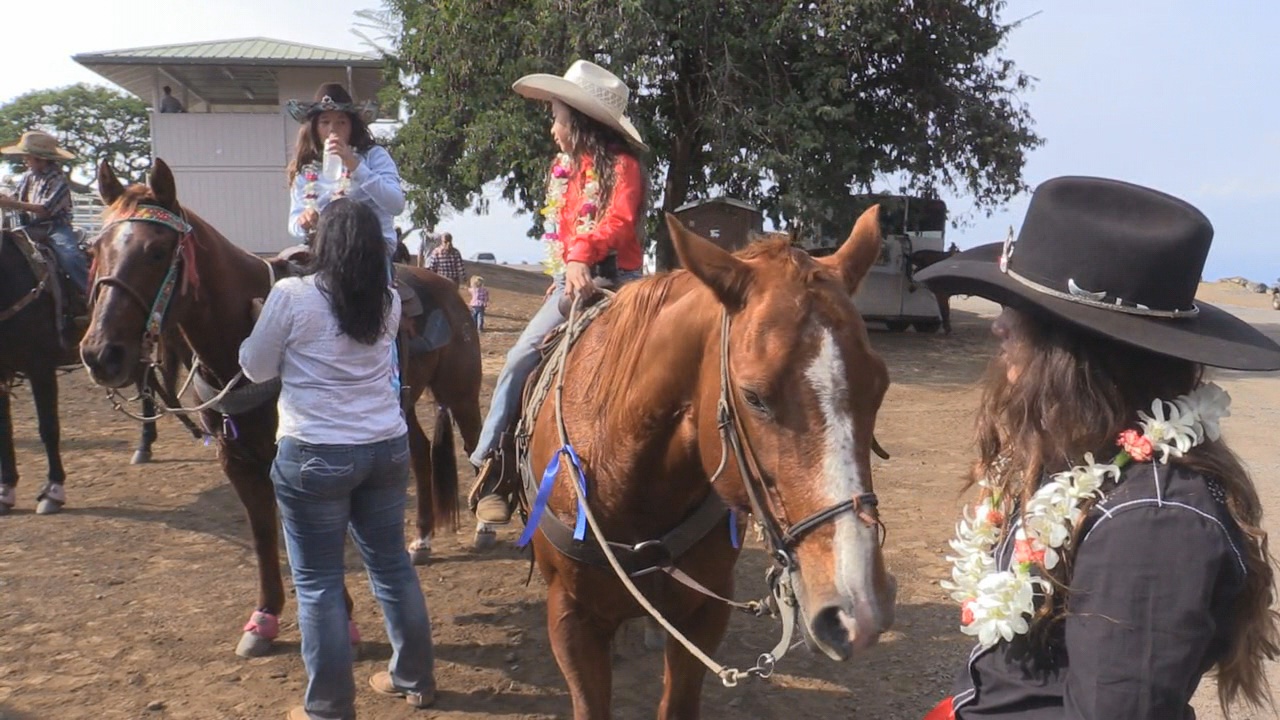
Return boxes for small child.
[468,276,489,332]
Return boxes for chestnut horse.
[526,209,897,718]
[79,159,483,656]
[0,215,191,516]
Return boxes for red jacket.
[559,153,644,272]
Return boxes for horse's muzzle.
[80,341,132,388]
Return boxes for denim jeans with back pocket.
[271,434,434,720]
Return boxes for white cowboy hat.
[1,131,75,161]
[513,60,647,151]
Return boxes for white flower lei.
[539,153,601,277]
[941,382,1232,649]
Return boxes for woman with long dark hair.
[467,60,649,545]
[916,177,1280,719]
[240,199,435,719]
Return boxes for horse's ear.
[665,213,752,309]
[148,158,178,209]
[820,204,883,294]
[97,160,124,206]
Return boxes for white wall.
[152,111,294,254]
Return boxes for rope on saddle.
[515,294,614,546]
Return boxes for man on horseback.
[468,60,649,546]
[0,131,91,336]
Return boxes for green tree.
[0,83,150,185]
[387,0,1042,268]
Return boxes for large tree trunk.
[655,52,701,272]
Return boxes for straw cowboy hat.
[285,83,378,124]
[513,60,647,150]
[1,131,75,161]
[916,176,1280,371]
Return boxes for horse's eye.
[742,389,768,412]
[149,248,168,263]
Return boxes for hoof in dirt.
[131,450,152,465]
[35,498,64,515]
[472,528,498,552]
[235,630,274,658]
[410,539,432,565]
[0,503,10,516]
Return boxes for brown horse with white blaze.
[79,159,482,656]
[527,208,897,718]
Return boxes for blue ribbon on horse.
[729,509,741,549]
[517,443,590,548]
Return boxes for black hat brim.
[916,243,1280,371]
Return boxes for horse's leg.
[657,601,732,720]
[29,366,66,515]
[546,578,616,719]
[227,457,288,658]
[450,394,482,458]
[405,396,435,565]
[133,390,157,465]
[226,450,362,659]
[0,384,17,514]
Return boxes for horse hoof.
[0,503,10,516]
[235,630,274,658]
[36,498,63,515]
[410,540,432,566]
[472,529,498,552]
[131,450,152,465]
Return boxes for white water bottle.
[322,149,344,181]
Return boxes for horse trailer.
[804,194,947,333]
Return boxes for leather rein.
[709,308,887,571]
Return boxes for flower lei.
[539,153,600,276]
[942,382,1233,649]
[301,162,350,210]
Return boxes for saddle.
[4,226,87,357]
[466,279,615,517]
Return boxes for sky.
[3,0,1277,280]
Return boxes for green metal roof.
[73,37,381,67]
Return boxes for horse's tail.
[431,404,460,531]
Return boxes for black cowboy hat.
[915,176,1280,371]
[285,82,378,124]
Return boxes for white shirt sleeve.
[239,284,294,383]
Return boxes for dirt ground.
[2,269,1278,720]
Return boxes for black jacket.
[953,462,1247,719]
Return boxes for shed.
[671,197,763,254]
[73,37,386,254]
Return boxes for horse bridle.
[87,204,193,365]
[711,309,886,572]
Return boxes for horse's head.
[80,159,191,388]
[668,207,896,660]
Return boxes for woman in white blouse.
[241,199,434,720]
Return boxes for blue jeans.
[271,434,434,720]
[470,270,642,467]
[47,223,89,295]
[471,306,485,332]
